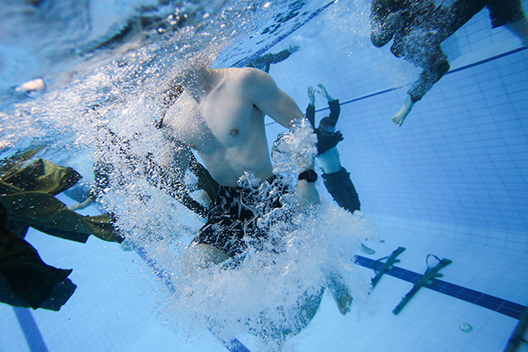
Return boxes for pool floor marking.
[135,246,253,352]
[13,306,49,352]
[355,255,526,320]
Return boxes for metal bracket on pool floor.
[370,246,406,290]
[392,255,452,315]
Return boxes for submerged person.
[306,83,361,214]
[370,0,528,126]
[161,60,319,262]
[246,44,300,73]
[159,59,352,336]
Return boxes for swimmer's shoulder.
[219,67,270,84]
[162,91,199,126]
[218,67,275,98]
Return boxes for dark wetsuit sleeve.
[247,49,292,73]
[306,103,316,128]
[327,99,341,127]
[487,0,526,28]
[263,49,292,65]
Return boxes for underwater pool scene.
[1,0,528,351]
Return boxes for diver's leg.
[257,287,325,344]
[394,47,449,126]
[391,96,414,127]
[296,287,325,326]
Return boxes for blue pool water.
[1,0,528,351]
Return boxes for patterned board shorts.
[192,175,291,258]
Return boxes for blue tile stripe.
[135,246,177,294]
[355,255,527,320]
[226,339,252,352]
[13,306,49,352]
[210,329,253,352]
[135,246,252,352]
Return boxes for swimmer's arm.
[246,69,319,171]
[306,86,316,128]
[158,139,192,195]
[242,68,304,128]
[295,179,320,207]
[242,69,320,207]
[159,143,210,216]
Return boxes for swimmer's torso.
[164,69,274,187]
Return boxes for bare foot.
[391,96,414,126]
[360,240,376,255]
[327,272,353,315]
[335,291,353,315]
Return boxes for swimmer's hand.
[316,83,334,102]
[307,86,316,105]
[289,44,301,53]
[184,243,230,275]
[391,96,414,126]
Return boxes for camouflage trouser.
[0,218,76,311]
[0,154,122,310]
[0,158,122,243]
